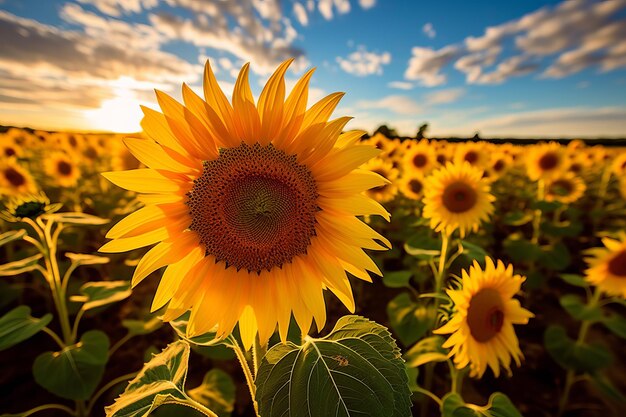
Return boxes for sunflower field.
[1,61,625,417]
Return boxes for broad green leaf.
[531,200,562,212]
[33,330,110,400]
[544,325,612,373]
[382,270,412,288]
[559,274,588,288]
[122,317,163,336]
[559,295,603,322]
[589,373,626,404]
[503,236,542,263]
[503,211,533,226]
[0,229,26,247]
[70,280,131,311]
[188,369,235,417]
[66,252,110,265]
[601,314,626,339]
[542,219,583,237]
[441,392,522,417]
[170,312,221,346]
[42,212,109,225]
[404,336,448,368]
[105,340,194,417]
[458,240,487,264]
[539,242,571,271]
[255,315,412,417]
[0,254,43,277]
[387,292,434,346]
[0,305,52,351]
[404,230,441,259]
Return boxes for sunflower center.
[442,181,477,213]
[187,142,318,273]
[4,168,25,187]
[538,152,558,170]
[409,179,423,194]
[4,147,16,157]
[57,161,72,176]
[413,154,428,168]
[467,288,504,343]
[550,179,573,196]
[570,163,581,173]
[608,250,626,277]
[493,160,505,172]
[621,160,626,170]
[14,201,46,219]
[464,151,478,164]
[84,146,98,160]
[436,154,447,165]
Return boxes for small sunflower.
[45,152,81,187]
[611,152,626,177]
[1,137,23,158]
[364,158,398,203]
[0,158,37,196]
[403,140,437,176]
[545,173,586,204]
[0,192,61,222]
[422,162,495,237]
[454,142,489,169]
[483,153,512,182]
[526,142,568,181]
[585,233,626,298]
[398,171,425,201]
[101,60,390,349]
[435,258,534,378]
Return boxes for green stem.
[412,386,442,407]
[531,179,545,245]
[227,336,259,417]
[41,326,65,349]
[252,335,266,378]
[108,333,133,357]
[75,401,86,417]
[7,403,76,417]
[71,309,85,342]
[85,372,138,416]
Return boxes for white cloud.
[422,22,436,39]
[293,2,308,26]
[388,81,414,90]
[359,0,376,10]
[336,47,391,76]
[318,0,351,20]
[76,0,158,17]
[404,46,461,86]
[424,88,465,105]
[356,95,422,116]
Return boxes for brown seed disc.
[549,179,573,196]
[608,250,626,277]
[538,152,558,170]
[467,288,504,343]
[412,154,428,168]
[442,180,477,213]
[4,167,25,187]
[58,161,73,176]
[464,151,478,164]
[409,179,423,194]
[187,142,318,273]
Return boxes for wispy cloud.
[356,95,422,115]
[337,46,391,76]
[422,22,436,39]
[424,88,465,105]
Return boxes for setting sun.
[84,92,143,133]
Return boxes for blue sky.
[1,0,625,137]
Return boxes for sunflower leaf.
[559,295,603,322]
[387,293,435,346]
[601,314,626,339]
[404,336,448,368]
[559,274,588,288]
[170,311,222,346]
[0,229,27,247]
[441,392,522,417]
[42,212,110,225]
[188,369,236,417]
[0,305,52,351]
[382,270,413,288]
[0,254,43,277]
[70,280,131,311]
[255,315,412,417]
[544,325,612,372]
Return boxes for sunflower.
[0,191,61,222]
[398,171,425,201]
[364,158,398,203]
[1,137,23,158]
[611,151,626,177]
[585,233,626,298]
[0,158,37,196]
[526,142,568,181]
[483,153,512,182]
[44,152,81,187]
[454,142,489,169]
[100,60,390,349]
[422,162,495,237]
[545,173,586,204]
[403,140,437,176]
[435,258,534,378]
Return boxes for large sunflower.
[0,158,37,196]
[545,173,586,204]
[422,162,494,237]
[101,60,390,348]
[585,233,626,299]
[526,142,568,181]
[435,258,534,378]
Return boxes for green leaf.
[70,280,131,311]
[441,392,522,417]
[404,230,441,259]
[601,314,626,339]
[404,336,448,368]
[559,274,588,288]
[0,305,52,351]
[542,219,583,237]
[0,229,26,247]
[122,317,163,336]
[188,369,235,417]
[503,211,533,226]
[387,292,434,346]
[0,281,22,309]
[559,295,603,322]
[42,212,109,225]
[66,252,110,265]
[544,325,612,373]
[458,240,488,264]
[0,254,43,277]
[383,270,413,288]
[105,340,192,417]
[170,312,221,346]
[589,373,626,404]
[503,236,542,263]
[539,242,571,271]
[33,330,110,400]
[255,315,412,417]
[531,200,562,212]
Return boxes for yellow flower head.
[611,151,626,177]
[364,158,398,203]
[526,142,568,181]
[454,142,489,169]
[403,140,437,176]
[1,136,23,159]
[545,173,586,204]
[45,152,81,187]
[0,158,37,196]
[422,162,495,237]
[101,60,391,349]
[0,191,61,222]
[398,171,425,201]
[585,233,626,299]
[435,258,534,378]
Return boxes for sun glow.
[84,88,145,133]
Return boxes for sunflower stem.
[531,179,545,246]
[228,336,260,417]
